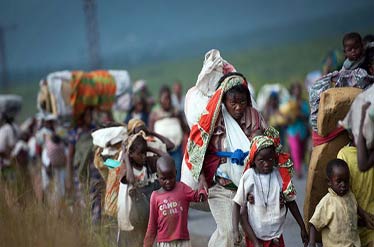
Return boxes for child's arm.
[308,224,318,247]
[286,200,308,246]
[144,193,158,247]
[357,102,374,172]
[133,125,175,151]
[358,205,374,229]
[239,205,262,247]
[120,143,134,185]
[146,147,169,173]
[148,130,175,152]
[183,183,207,203]
[232,202,242,246]
[147,146,168,157]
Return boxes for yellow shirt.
[338,146,374,245]
[309,188,360,247]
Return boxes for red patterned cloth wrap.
[243,127,296,201]
[184,74,248,181]
[311,127,346,147]
[70,70,116,121]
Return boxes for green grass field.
[4,35,343,122]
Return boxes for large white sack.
[340,85,374,149]
[154,118,183,147]
[46,71,72,116]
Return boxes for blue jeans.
[169,145,182,181]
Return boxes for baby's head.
[343,32,363,62]
[326,159,350,197]
[156,155,176,191]
[128,134,147,167]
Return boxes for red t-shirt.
[144,182,201,245]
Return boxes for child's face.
[129,145,146,167]
[254,147,276,174]
[328,166,350,196]
[344,38,363,61]
[158,166,176,191]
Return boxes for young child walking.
[308,158,374,247]
[232,135,308,247]
[117,131,166,247]
[143,155,207,247]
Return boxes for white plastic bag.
[340,85,374,149]
[117,182,134,231]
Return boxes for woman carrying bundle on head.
[185,72,266,247]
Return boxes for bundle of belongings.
[37,70,131,123]
[182,50,257,212]
[183,49,257,129]
[304,68,374,242]
[340,85,374,150]
[92,126,127,217]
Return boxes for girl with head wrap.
[232,131,308,247]
[184,72,266,247]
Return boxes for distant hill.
[0,0,373,85]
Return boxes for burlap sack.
[317,87,362,136]
[303,132,350,241]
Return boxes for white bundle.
[340,85,374,149]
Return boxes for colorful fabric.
[286,99,309,139]
[184,75,248,181]
[245,235,285,247]
[243,130,296,201]
[309,68,374,132]
[104,166,121,217]
[287,134,304,175]
[202,106,265,187]
[214,104,252,186]
[311,127,346,147]
[70,70,116,121]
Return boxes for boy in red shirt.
[144,155,207,247]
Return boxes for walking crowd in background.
[0,31,374,247]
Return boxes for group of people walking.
[1,31,374,247]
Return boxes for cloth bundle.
[309,68,374,132]
[91,126,127,156]
[340,85,374,150]
[70,70,116,121]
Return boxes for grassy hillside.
[2,34,349,122]
[131,36,341,95]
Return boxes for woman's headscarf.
[243,127,296,201]
[184,74,248,181]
